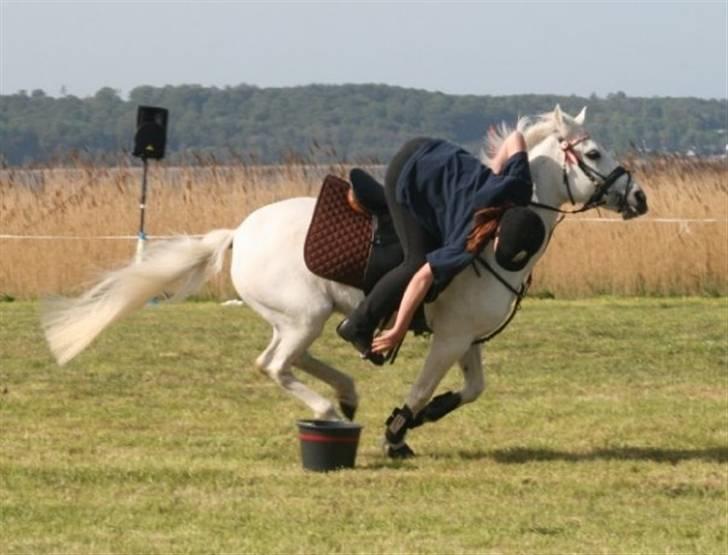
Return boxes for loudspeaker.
[133,106,168,160]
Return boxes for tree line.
[1,84,725,165]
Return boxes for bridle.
[470,133,635,345]
[530,134,634,215]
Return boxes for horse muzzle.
[621,189,648,220]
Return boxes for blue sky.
[1,0,726,99]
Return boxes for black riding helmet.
[494,207,546,271]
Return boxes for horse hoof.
[340,401,357,421]
[385,442,415,459]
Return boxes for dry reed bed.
[0,157,725,299]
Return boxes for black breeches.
[351,138,434,332]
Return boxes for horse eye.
[585,149,601,160]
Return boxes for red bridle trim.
[560,134,590,165]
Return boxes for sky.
[1,0,726,99]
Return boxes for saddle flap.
[303,175,374,289]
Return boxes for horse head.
[521,105,649,219]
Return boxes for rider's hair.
[465,203,513,254]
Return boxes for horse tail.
[42,229,236,366]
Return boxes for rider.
[337,131,545,364]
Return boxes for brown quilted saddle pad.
[304,175,373,289]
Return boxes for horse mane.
[481,110,570,167]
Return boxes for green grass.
[0,298,726,554]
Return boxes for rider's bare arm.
[371,262,434,354]
[490,131,527,174]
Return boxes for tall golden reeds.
[0,155,725,299]
[534,156,727,297]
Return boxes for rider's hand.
[370,263,433,355]
[371,325,406,354]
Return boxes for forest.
[1,83,725,165]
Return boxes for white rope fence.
[0,218,724,241]
[0,234,205,240]
[569,218,726,223]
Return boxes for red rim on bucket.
[297,419,363,472]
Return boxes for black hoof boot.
[386,442,416,459]
[384,405,415,459]
[340,401,357,421]
[336,319,386,366]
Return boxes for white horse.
[43,106,648,457]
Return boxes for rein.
[470,136,604,343]
[470,254,531,344]
[529,134,633,215]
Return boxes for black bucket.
[297,419,363,472]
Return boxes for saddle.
[303,170,430,335]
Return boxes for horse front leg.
[410,342,484,425]
[383,335,472,458]
[456,343,486,405]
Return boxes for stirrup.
[337,319,387,366]
[386,337,405,365]
[361,348,387,366]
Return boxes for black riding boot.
[336,305,387,366]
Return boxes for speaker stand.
[135,157,149,264]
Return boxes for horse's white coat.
[43,107,647,447]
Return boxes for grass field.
[0,297,726,554]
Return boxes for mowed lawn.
[0,297,725,554]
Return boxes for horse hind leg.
[255,326,280,372]
[256,319,341,420]
[294,352,359,420]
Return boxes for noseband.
[531,134,634,214]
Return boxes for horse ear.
[575,106,587,125]
[553,105,565,128]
